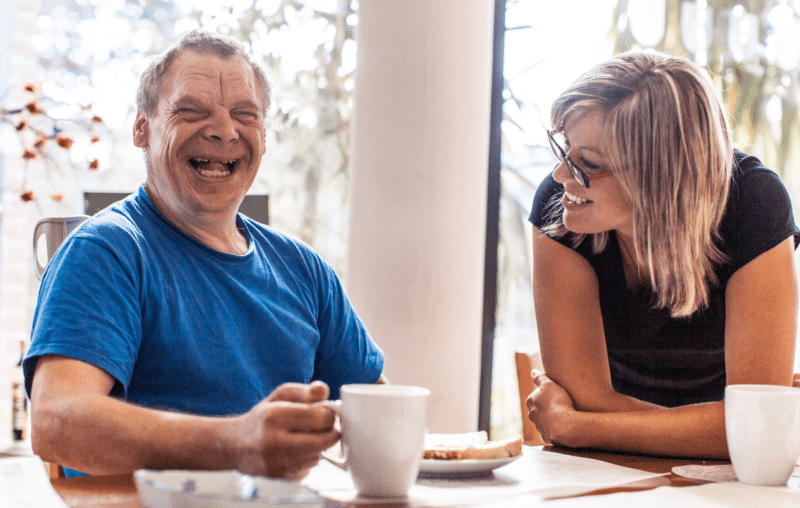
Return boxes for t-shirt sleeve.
[529,170,563,230]
[528,169,585,255]
[23,232,142,399]
[723,162,800,270]
[308,254,384,399]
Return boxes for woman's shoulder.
[720,150,799,268]
[529,170,563,228]
[728,150,794,217]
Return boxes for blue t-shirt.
[25,185,383,418]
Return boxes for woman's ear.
[133,110,149,148]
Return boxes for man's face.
[134,49,266,225]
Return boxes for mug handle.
[321,451,347,470]
[318,400,346,470]
[33,220,51,280]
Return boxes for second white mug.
[725,384,800,486]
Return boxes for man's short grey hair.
[136,30,271,116]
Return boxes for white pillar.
[346,0,495,433]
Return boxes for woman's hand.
[526,369,577,446]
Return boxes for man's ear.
[133,110,149,148]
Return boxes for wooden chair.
[45,462,66,479]
[515,351,546,446]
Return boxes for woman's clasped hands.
[526,369,578,447]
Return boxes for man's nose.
[204,112,239,143]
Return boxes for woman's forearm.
[556,400,728,459]
[567,384,662,414]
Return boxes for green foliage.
[612,0,800,204]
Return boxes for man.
[24,31,385,480]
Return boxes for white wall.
[346,0,495,433]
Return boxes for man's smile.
[187,156,242,178]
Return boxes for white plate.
[134,470,323,508]
[417,454,521,478]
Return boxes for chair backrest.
[33,216,90,280]
[83,192,270,225]
[515,350,546,446]
[45,462,65,479]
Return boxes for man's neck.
[143,183,248,255]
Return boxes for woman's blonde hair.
[545,51,733,318]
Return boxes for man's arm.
[30,355,340,479]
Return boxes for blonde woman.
[527,51,799,458]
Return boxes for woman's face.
[553,109,633,238]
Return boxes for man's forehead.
[171,51,252,81]
[162,51,259,102]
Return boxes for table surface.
[47,446,729,508]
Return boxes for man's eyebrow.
[172,96,207,108]
[233,99,258,108]
[229,99,261,110]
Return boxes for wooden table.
[49,446,729,507]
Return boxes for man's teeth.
[189,158,237,178]
[565,191,589,205]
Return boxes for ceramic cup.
[33,215,89,280]
[323,384,430,498]
[725,384,800,486]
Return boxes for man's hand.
[526,369,576,446]
[232,381,340,480]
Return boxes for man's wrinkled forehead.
[164,50,260,103]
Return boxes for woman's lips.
[564,190,590,205]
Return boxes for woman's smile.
[563,190,590,206]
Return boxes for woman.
[527,51,799,458]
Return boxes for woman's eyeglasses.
[547,130,611,188]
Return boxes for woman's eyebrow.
[580,146,605,157]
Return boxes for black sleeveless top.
[529,151,800,407]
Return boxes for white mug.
[33,215,89,280]
[323,384,430,498]
[725,384,800,486]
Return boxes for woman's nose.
[551,160,570,184]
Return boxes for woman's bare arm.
[529,233,797,458]
[532,231,659,412]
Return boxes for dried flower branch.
[1,83,109,203]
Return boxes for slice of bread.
[423,431,523,460]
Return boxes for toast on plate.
[423,431,523,460]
